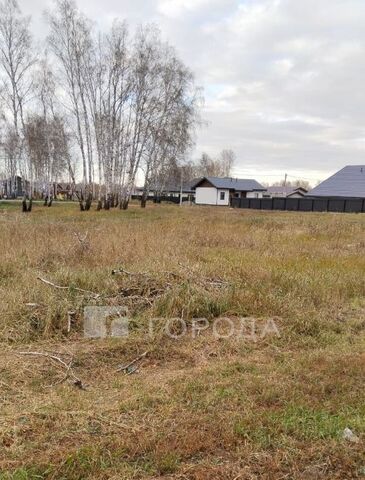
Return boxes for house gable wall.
[195,179,215,188]
[195,187,230,205]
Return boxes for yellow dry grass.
[0,201,364,479]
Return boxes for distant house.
[133,182,195,200]
[53,182,74,200]
[192,176,266,206]
[154,182,195,198]
[131,181,197,205]
[308,165,365,198]
[264,186,308,198]
[0,176,24,198]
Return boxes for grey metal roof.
[266,186,308,195]
[192,176,265,191]
[308,165,365,198]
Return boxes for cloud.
[18,0,365,182]
[157,0,235,19]
[158,0,211,18]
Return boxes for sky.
[19,0,365,184]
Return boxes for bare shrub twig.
[116,351,149,374]
[16,351,87,389]
[37,276,100,299]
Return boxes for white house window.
[220,191,225,201]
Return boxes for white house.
[192,176,266,206]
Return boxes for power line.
[233,171,285,177]
[232,169,320,181]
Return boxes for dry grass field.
[0,201,364,479]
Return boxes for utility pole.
[283,173,288,196]
[179,169,183,206]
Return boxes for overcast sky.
[19,0,365,184]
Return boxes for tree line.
[0,0,206,210]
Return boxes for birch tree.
[0,0,35,209]
[47,0,94,210]
[23,58,69,205]
[140,45,199,207]
[25,113,69,206]
[87,21,131,210]
[42,2,202,211]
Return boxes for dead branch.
[16,351,87,390]
[112,266,181,281]
[73,231,89,244]
[67,311,76,333]
[116,351,149,374]
[118,295,154,306]
[73,231,90,252]
[177,262,230,289]
[37,276,100,299]
[112,267,149,277]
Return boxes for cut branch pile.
[112,263,230,301]
[111,267,175,309]
[34,264,230,331]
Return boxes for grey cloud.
[18,0,365,181]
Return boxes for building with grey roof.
[308,165,365,198]
[192,176,265,206]
[264,186,308,198]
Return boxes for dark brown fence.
[231,197,365,213]
[131,195,190,204]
